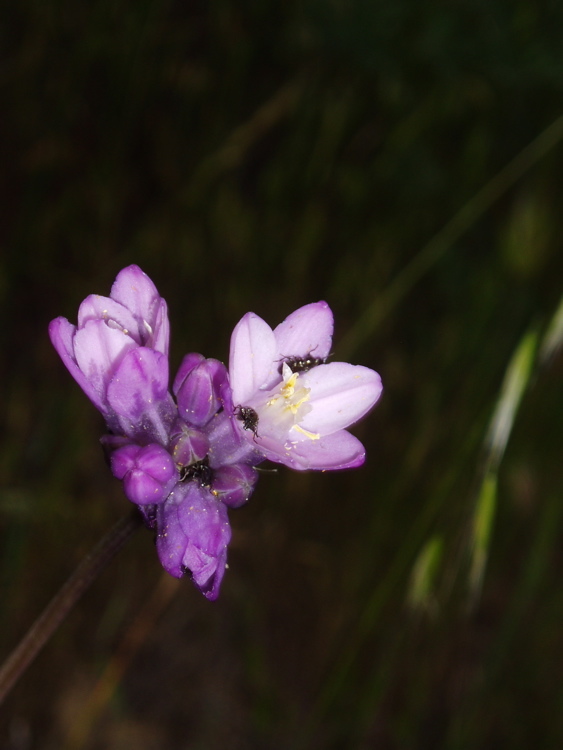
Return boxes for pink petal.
[77,295,139,341]
[173,352,206,395]
[273,301,334,360]
[73,319,136,401]
[288,430,366,470]
[255,429,366,470]
[106,348,169,419]
[151,299,170,355]
[229,312,277,404]
[110,265,161,324]
[156,484,230,599]
[48,317,105,412]
[300,363,383,435]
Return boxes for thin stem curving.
[0,510,143,706]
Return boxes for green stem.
[0,510,143,706]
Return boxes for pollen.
[280,369,311,414]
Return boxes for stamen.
[291,424,320,441]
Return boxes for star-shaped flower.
[229,302,382,470]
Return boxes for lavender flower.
[49,269,244,599]
[228,302,383,470]
[116,355,256,598]
[50,269,382,601]
[49,265,174,443]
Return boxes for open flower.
[229,302,382,470]
[49,265,174,442]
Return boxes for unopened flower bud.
[174,356,228,427]
[156,482,231,600]
[211,464,258,508]
[111,443,178,505]
[169,421,209,466]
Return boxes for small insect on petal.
[279,352,328,374]
[235,406,259,436]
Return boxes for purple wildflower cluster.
[49,266,382,599]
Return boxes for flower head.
[229,302,383,470]
[111,354,258,598]
[50,268,382,601]
[49,265,174,443]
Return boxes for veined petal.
[73,319,136,402]
[288,430,366,470]
[206,411,262,468]
[106,347,174,444]
[250,428,365,471]
[170,422,209,466]
[176,484,231,551]
[108,347,170,408]
[48,317,106,412]
[156,489,191,578]
[299,363,383,435]
[176,359,223,427]
[151,299,170,355]
[156,483,231,599]
[229,312,277,403]
[77,295,140,342]
[110,265,161,327]
[50,266,171,429]
[273,301,333,360]
[173,352,206,395]
[211,463,258,508]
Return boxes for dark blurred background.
[1,1,563,748]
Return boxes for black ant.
[279,352,328,374]
[235,406,259,437]
[179,456,213,488]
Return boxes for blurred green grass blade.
[485,329,538,471]
[469,329,537,602]
[406,535,444,613]
[539,292,563,364]
[469,472,497,601]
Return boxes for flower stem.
[0,509,143,706]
